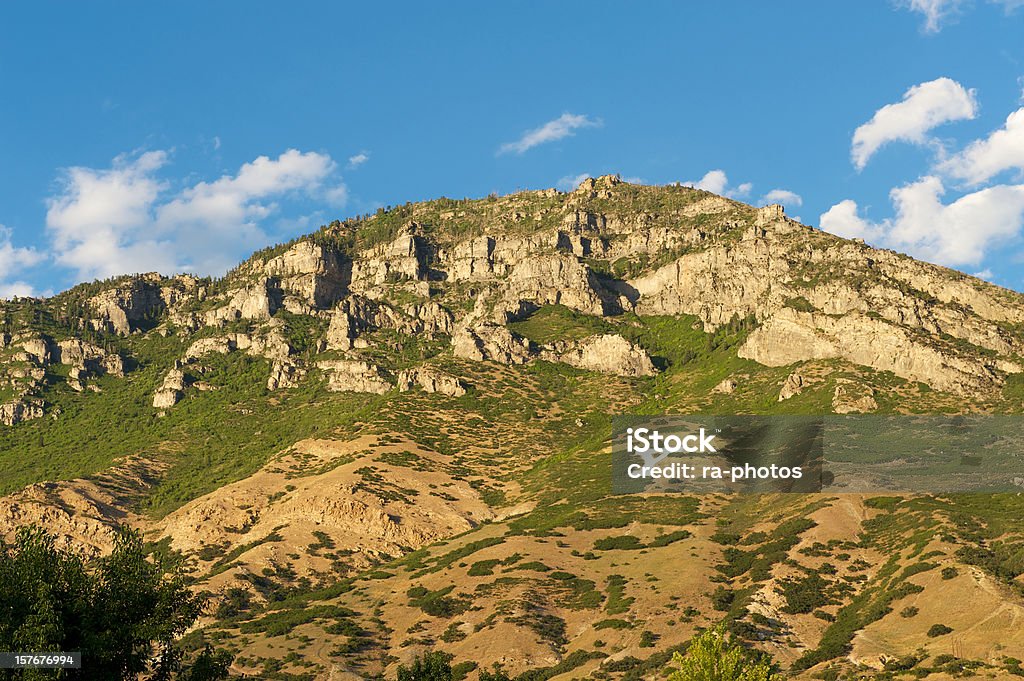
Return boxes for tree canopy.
[0,526,231,680]
[667,626,781,681]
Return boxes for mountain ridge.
[3,175,1024,679]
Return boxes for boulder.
[832,382,878,414]
[713,378,738,394]
[778,372,805,401]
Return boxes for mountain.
[2,175,1024,680]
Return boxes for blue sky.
[2,1,1024,296]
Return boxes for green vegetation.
[397,651,454,681]
[0,526,231,680]
[927,623,954,637]
[666,626,780,681]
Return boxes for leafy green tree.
[667,626,781,681]
[397,651,454,681]
[0,526,231,680]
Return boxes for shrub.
[927,624,954,637]
[397,651,454,681]
[711,586,736,612]
[593,535,644,551]
[666,626,780,680]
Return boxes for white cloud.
[557,173,592,191]
[46,148,346,281]
[347,152,369,169]
[498,113,601,155]
[993,0,1024,13]
[0,225,44,299]
[0,281,36,299]
[819,177,1024,267]
[899,0,966,32]
[938,108,1024,184]
[900,0,1022,32]
[851,78,978,170]
[683,170,751,199]
[760,189,803,207]
[819,199,885,241]
[973,268,995,280]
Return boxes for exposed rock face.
[205,280,282,325]
[325,296,455,351]
[317,360,391,394]
[397,367,467,397]
[185,337,235,359]
[103,354,125,378]
[262,241,350,308]
[832,381,878,414]
[628,233,779,327]
[778,372,805,401]
[543,334,657,377]
[626,221,1022,393]
[19,335,53,364]
[267,360,306,391]
[406,301,455,336]
[88,274,191,335]
[453,324,532,365]
[755,203,786,226]
[351,226,431,289]
[326,309,356,351]
[56,339,103,366]
[3,180,1024,433]
[740,307,1007,396]
[504,254,608,316]
[713,378,738,394]
[0,399,44,426]
[153,369,189,408]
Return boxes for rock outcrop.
[267,360,306,391]
[713,378,738,394]
[317,360,391,394]
[397,367,467,397]
[153,369,190,408]
[778,372,805,401]
[88,273,201,335]
[542,334,657,377]
[740,307,1008,396]
[453,324,532,365]
[832,381,878,414]
[262,241,350,308]
[0,398,44,426]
